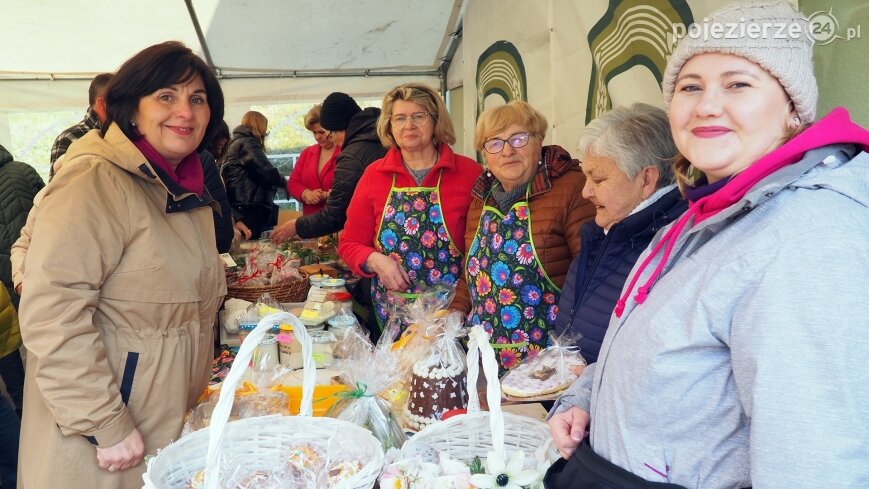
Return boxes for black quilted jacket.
[220,126,285,214]
[0,144,45,300]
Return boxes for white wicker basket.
[142,312,384,489]
[400,325,558,463]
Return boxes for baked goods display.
[501,350,586,398]
[403,358,468,430]
[185,440,364,488]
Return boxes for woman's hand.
[548,406,589,459]
[271,219,297,244]
[234,220,252,240]
[96,428,145,472]
[301,189,322,205]
[366,252,410,291]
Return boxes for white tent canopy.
[0,0,465,111]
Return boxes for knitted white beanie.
[662,1,818,123]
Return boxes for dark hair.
[88,73,113,106]
[102,41,224,154]
[207,120,231,160]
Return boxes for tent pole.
[184,0,216,71]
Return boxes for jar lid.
[275,333,294,343]
[311,331,337,343]
[327,315,357,327]
[278,323,294,332]
[309,274,329,283]
[322,278,346,287]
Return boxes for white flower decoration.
[470,451,542,489]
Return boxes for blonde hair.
[377,83,456,149]
[304,104,321,131]
[474,101,547,152]
[241,111,269,140]
[673,122,807,193]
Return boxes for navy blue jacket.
[554,187,686,363]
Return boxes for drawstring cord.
[615,205,696,317]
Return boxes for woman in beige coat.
[18,41,226,489]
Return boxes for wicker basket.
[142,313,384,489]
[225,270,309,303]
[400,326,558,465]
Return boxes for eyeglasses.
[483,132,533,154]
[390,111,430,128]
[325,131,333,141]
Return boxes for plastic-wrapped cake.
[501,351,585,398]
[403,359,468,430]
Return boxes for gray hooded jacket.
[554,133,869,488]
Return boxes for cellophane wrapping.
[327,318,407,450]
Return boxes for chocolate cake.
[403,359,468,430]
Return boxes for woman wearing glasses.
[221,110,285,239]
[338,83,481,332]
[450,100,595,371]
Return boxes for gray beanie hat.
[662,1,818,123]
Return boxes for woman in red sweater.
[287,104,340,214]
[338,83,481,331]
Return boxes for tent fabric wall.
[455,0,806,158]
[0,0,461,109]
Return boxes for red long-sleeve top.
[338,144,482,276]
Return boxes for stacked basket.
[225,269,310,303]
[142,312,384,489]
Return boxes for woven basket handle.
[204,312,314,489]
[466,325,506,457]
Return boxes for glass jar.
[310,330,337,368]
[306,274,330,302]
[277,324,300,368]
[250,333,279,371]
[321,278,348,301]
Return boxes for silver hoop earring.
[131,120,136,127]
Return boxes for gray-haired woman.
[553,103,687,363]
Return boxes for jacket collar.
[597,186,686,241]
[65,124,217,213]
[471,144,578,201]
[83,107,101,130]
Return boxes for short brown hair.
[474,101,547,152]
[377,83,455,149]
[88,73,113,106]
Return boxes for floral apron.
[466,185,560,370]
[372,172,463,330]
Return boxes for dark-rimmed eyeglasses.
[390,111,430,128]
[483,132,533,154]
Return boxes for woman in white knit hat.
[545,2,869,488]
